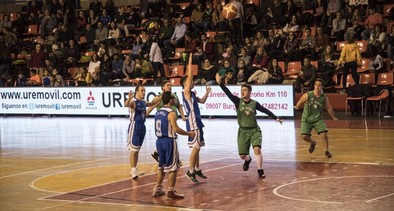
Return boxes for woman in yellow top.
[336,35,362,92]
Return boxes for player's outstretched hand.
[128,91,134,98]
[333,117,338,121]
[215,73,224,85]
[206,86,211,93]
[188,131,195,138]
[276,118,283,125]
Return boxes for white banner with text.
[0,85,294,116]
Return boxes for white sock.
[195,167,200,171]
[131,167,137,171]
[255,154,263,169]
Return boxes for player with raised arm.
[124,85,159,179]
[216,74,282,178]
[181,53,211,183]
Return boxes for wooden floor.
[0,112,393,211]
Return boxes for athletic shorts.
[188,128,205,149]
[156,137,180,172]
[127,121,146,151]
[237,126,262,155]
[300,119,328,136]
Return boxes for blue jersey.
[182,91,204,130]
[155,107,175,138]
[129,97,146,123]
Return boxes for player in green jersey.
[216,75,283,178]
[294,79,338,158]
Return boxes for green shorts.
[237,126,262,155]
[300,119,328,136]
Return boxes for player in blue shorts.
[153,91,195,199]
[125,85,159,179]
[181,53,211,183]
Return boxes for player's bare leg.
[319,132,332,158]
[302,135,316,153]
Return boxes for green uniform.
[237,99,262,155]
[156,93,180,116]
[301,91,328,135]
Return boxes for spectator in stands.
[138,0,149,19]
[228,0,243,47]
[337,35,362,93]
[218,59,236,77]
[323,0,343,28]
[58,0,73,27]
[272,0,285,26]
[73,67,92,86]
[95,21,108,43]
[387,24,394,65]
[131,36,143,55]
[238,47,251,67]
[107,21,120,46]
[361,6,383,41]
[223,68,236,85]
[14,71,27,87]
[88,53,101,83]
[89,0,103,17]
[40,9,57,36]
[111,53,123,79]
[220,46,238,67]
[97,42,108,58]
[235,59,252,84]
[56,24,74,44]
[196,59,217,85]
[42,69,51,87]
[283,15,299,34]
[299,27,316,61]
[284,0,297,22]
[319,45,337,87]
[1,28,17,50]
[194,33,215,66]
[66,39,80,67]
[368,23,386,54]
[149,36,165,85]
[27,68,42,86]
[87,10,99,29]
[104,0,116,18]
[51,68,65,87]
[213,2,229,32]
[266,58,284,84]
[331,12,347,42]
[132,56,153,79]
[269,29,286,59]
[140,34,153,59]
[181,32,198,65]
[191,3,204,33]
[99,8,111,27]
[163,16,186,58]
[251,47,269,71]
[11,13,25,37]
[314,26,330,56]
[368,45,384,78]
[77,10,87,31]
[122,54,135,80]
[0,14,12,32]
[79,24,95,48]
[159,18,174,45]
[114,6,131,37]
[295,57,317,93]
[344,8,364,41]
[50,44,66,77]
[30,44,46,78]
[127,6,141,29]
[243,7,257,36]
[40,0,53,16]
[100,53,112,85]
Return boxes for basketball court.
[0,113,393,210]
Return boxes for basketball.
[222,3,238,20]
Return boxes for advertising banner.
[0,85,294,117]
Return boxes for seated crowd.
[0,0,393,93]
